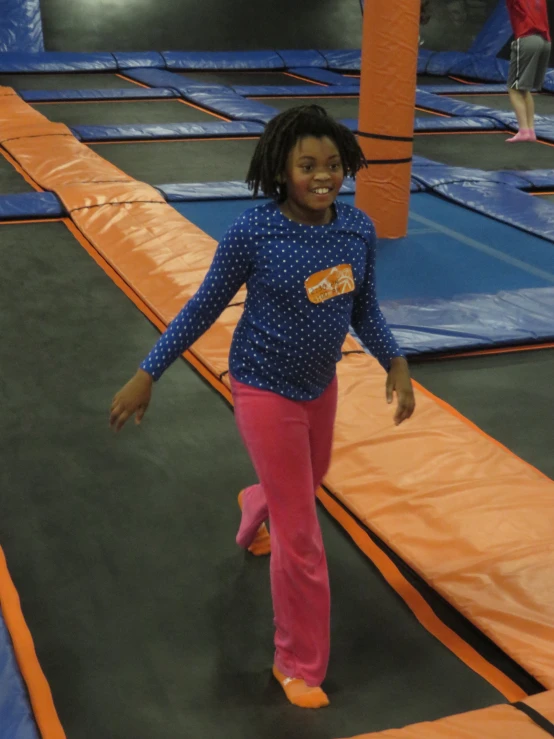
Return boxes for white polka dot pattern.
[140,201,403,400]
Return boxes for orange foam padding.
[4,135,133,190]
[328,351,554,689]
[68,200,554,689]
[0,547,66,739]
[69,199,246,322]
[56,181,165,212]
[343,690,554,738]
[355,0,420,237]
[3,90,554,716]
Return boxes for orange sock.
[272,665,330,708]
[237,490,271,556]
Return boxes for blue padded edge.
[469,0,513,56]
[340,116,503,133]
[0,192,65,219]
[0,51,117,73]
[289,68,355,85]
[544,70,554,92]
[232,84,360,97]
[414,116,503,131]
[0,0,43,54]
[412,164,529,189]
[0,606,40,739]
[277,50,327,68]
[436,181,554,242]
[426,52,510,82]
[450,55,510,83]
[72,120,265,142]
[379,286,554,355]
[178,88,277,123]
[321,50,361,71]
[121,70,279,122]
[159,181,258,201]
[419,83,508,94]
[418,49,433,74]
[123,68,189,88]
[162,51,284,70]
[415,89,506,119]
[534,118,554,143]
[508,170,554,188]
[159,178,422,202]
[20,87,177,102]
[112,52,165,69]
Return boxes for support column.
[355,0,421,238]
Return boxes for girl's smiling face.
[280,135,345,226]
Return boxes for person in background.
[505,0,551,142]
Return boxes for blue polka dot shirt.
[141,200,403,400]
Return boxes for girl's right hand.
[110,369,153,432]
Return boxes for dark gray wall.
[40,0,363,52]
[420,0,499,51]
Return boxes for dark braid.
[246,105,367,202]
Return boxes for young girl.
[110,105,415,709]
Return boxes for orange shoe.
[237,490,271,556]
[272,665,329,708]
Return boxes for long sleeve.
[140,218,253,380]
[351,231,404,371]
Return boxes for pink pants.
[230,375,338,687]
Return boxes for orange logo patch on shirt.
[305,264,355,304]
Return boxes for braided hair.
[246,104,367,202]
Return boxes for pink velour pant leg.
[230,376,338,687]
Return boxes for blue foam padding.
[416,89,504,119]
[112,52,165,69]
[414,116,503,131]
[160,177,421,203]
[417,49,433,74]
[419,83,508,94]
[179,88,277,123]
[508,170,554,189]
[381,287,554,355]
[0,607,40,739]
[123,68,187,89]
[0,0,43,53]
[534,118,554,143]
[0,192,65,219]
[72,120,264,142]
[450,55,510,83]
[321,50,361,72]
[289,67,355,85]
[412,164,529,189]
[277,50,327,68]
[436,181,554,242]
[20,87,177,102]
[469,0,513,56]
[162,51,284,70]
[159,181,257,201]
[0,51,117,73]
[543,71,554,92]
[424,51,510,81]
[232,84,360,97]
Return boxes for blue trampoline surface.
[173,192,554,302]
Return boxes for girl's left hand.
[386,357,415,425]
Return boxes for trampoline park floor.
[32,99,226,126]
[0,72,145,89]
[0,220,512,739]
[250,95,443,120]
[0,150,36,193]
[444,92,554,116]
[89,131,554,186]
[2,45,554,739]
